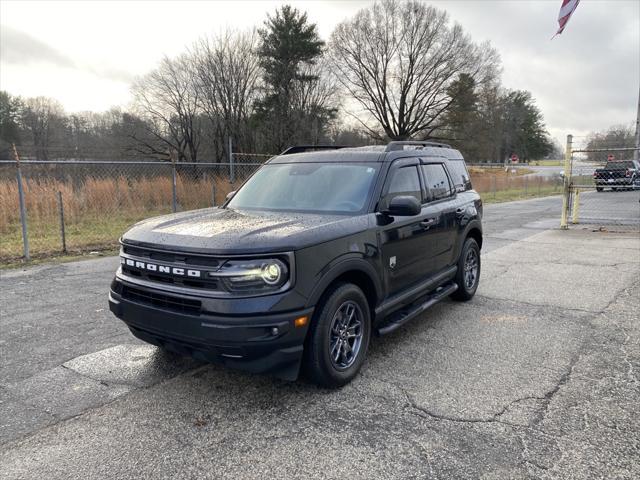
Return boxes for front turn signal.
[294,316,308,328]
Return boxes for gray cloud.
[0,25,133,83]
[431,0,639,140]
[1,25,76,67]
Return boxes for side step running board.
[376,283,458,336]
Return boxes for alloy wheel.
[464,248,479,290]
[329,301,364,370]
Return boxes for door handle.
[420,218,437,229]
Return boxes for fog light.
[271,327,279,336]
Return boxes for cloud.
[0,24,134,83]
[429,0,639,142]
[1,25,76,68]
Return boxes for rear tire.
[304,283,371,388]
[596,187,603,192]
[451,237,481,301]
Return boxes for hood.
[121,207,370,254]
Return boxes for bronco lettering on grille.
[121,257,201,277]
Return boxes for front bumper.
[109,278,313,380]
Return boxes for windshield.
[227,162,379,214]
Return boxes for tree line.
[1,0,557,163]
[583,124,637,162]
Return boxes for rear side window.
[605,161,634,170]
[446,159,472,190]
[381,166,421,209]
[422,164,453,201]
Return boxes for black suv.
[109,141,483,387]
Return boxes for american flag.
[555,0,581,36]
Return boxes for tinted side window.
[447,159,471,190]
[381,166,421,209]
[422,164,452,201]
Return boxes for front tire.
[596,187,603,192]
[304,283,371,388]
[451,237,481,301]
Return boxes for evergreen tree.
[0,91,21,158]
[500,91,552,161]
[256,5,325,151]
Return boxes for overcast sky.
[1,0,638,144]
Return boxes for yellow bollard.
[571,188,580,224]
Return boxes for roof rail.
[279,145,351,155]
[384,140,451,152]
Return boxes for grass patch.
[0,211,169,264]
[529,159,564,166]
[468,166,534,176]
[481,185,563,204]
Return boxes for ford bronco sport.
[109,141,483,387]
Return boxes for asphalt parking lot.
[1,194,639,479]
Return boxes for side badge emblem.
[390,256,397,269]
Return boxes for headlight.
[210,258,289,294]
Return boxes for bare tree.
[290,59,341,144]
[585,124,636,162]
[131,55,202,161]
[191,29,261,160]
[20,96,66,159]
[328,0,500,140]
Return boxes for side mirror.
[226,190,237,201]
[385,196,421,217]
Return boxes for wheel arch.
[465,225,483,251]
[305,259,381,322]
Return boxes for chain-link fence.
[470,166,563,203]
[560,135,640,230]
[1,154,568,264]
[0,159,263,262]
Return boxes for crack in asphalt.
[401,388,529,429]
[474,294,594,316]
[529,352,581,427]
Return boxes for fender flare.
[305,254,383,310]
[457,220,483,258]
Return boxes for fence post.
[57,191,67,253]
[560,134,573,229]
[171,158,177,213]
[13,144,30,261]
[538,176,542,196]
[228,136,235,184]
[524,175,528,197]
[492,175,496,200]
[212,182,216,207]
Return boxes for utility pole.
[560,134,573,229]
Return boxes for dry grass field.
[0,174,239,262]
[0,169,562,263]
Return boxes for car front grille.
[120,265,220,290]
[121,285,201,314]
[122,244,222,268]
[120,244,224,291]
